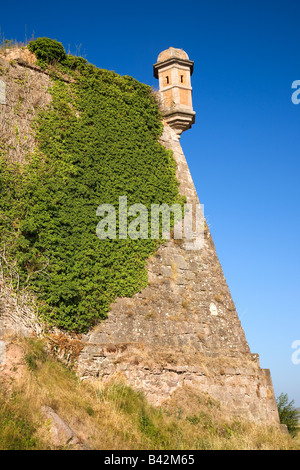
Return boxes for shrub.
[28,37,66,67]
[277,393,300,437]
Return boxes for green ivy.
[0,39,183,332]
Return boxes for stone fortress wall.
[78,48,279,424]
[0,47,280,424]
[77,121,279,424]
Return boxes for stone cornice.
[153,58,194,78]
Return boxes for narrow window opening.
[180,75,184,83]
[166,76,169,85]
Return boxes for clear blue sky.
[1,0,299,405]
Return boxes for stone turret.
[153,47,196,135]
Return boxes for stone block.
[0,341,5,364]
[0,80,6,105]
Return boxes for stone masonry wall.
[77,124,280,425]
[0,52,279,425]
[0,48,52,164]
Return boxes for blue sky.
[1,0,299,405]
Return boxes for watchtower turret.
[153,47,195,135]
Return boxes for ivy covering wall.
[0,39,183,332]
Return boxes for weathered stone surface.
[0,340,5,364]
[0,50,51,164]
[77,123,280,425]
[0,342,26,386]
[42,406,76,447]
[41,406,88,449]
[0,79,6,105]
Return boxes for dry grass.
[0,337,299,450]
[0,39,26,52]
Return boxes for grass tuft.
[0,337,299,450]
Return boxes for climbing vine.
[0,39,183,332]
